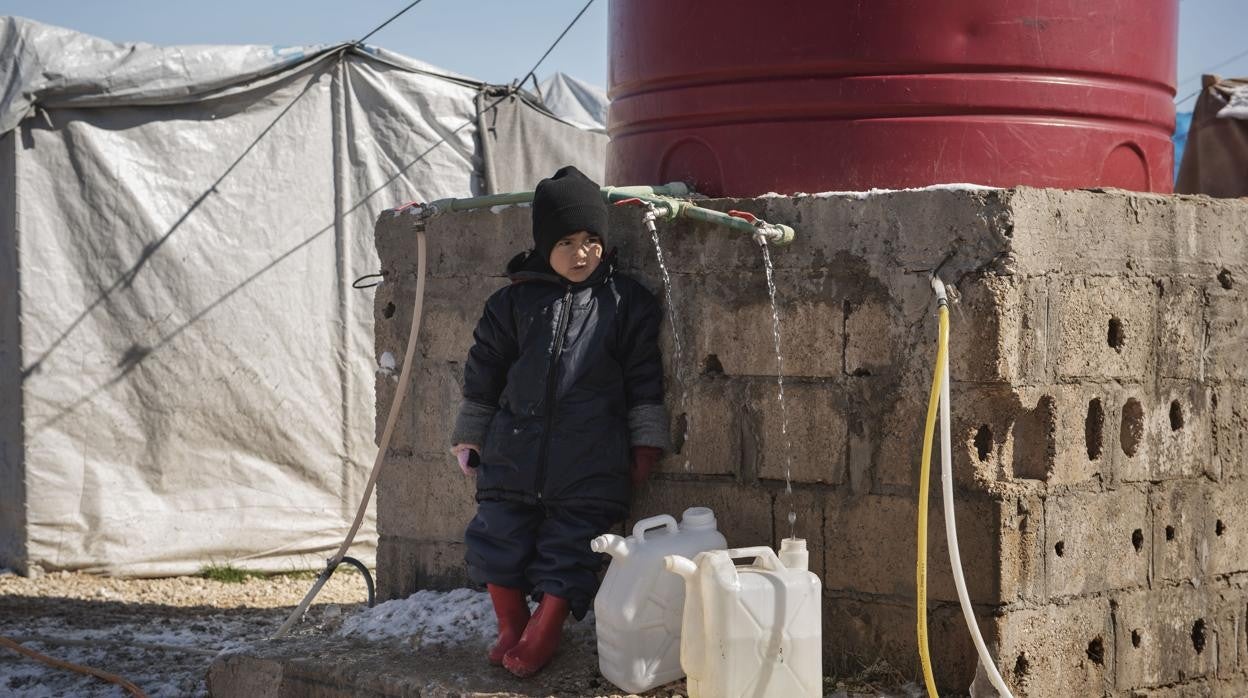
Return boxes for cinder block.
[410,276,497,364]
[1151,383,1214,481]
[1053,276,1157,381]
[1157,280,1207,380]
[844,297,896,377]
[379,362,462,454]
[823,595,981,692]
[376,454,475,542]
[681,271,844,378]
[745,380,847,485]
[1206,282,1248,382]
[1045,488,1150,598]
[659,376,739,477]
[823,493,1009,605]
[631,480,773,551]
[873,378,928,490]
[1047,384,1115,487]
[945,386,1053,490]
[948,274,1047,384]
[376,536,469,602]
[872,382,1058,493]
[1005,386,1059,482]
[1206,481,1248,577]
[1211,386,1248,482]
[846,410,873,494]
[1003,495,1047,604]
[1213,591,1247,680]
[1112,587,1217,689]
[993,596,1113,698]
[1184,194,1248,277]
[1150,482,1209,585]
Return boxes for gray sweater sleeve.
[452,399,497,446]
[628,403,671,450]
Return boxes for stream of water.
[760,240,796,538]
[649,224,691,471]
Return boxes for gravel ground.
[0,568,370,697]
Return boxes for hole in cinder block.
[1216,519,1226,537]
[1087,636,1105,665]
[1055,541,1065,557]
[1166,525,1175,541]
[1132,528,1144,552]
[1218,269,1234,290]
[1120,399,1144,457]
[974,425,993,462]
[1170,401,1185,431]
[1192,619,1207,654]
[1085,398,1105,461]
[1132,629,1143,648]
[382,302,396,319]
[702,354,724,376]
[1011,396,1057,480]
[1013,653,1030,678]
[1108,317,1126,352]
[673,413,689,454]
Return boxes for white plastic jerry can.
[591,507,728,694]
[665,539,822,698]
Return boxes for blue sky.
[5,0,1246,100]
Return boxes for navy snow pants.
[465,499,625,620]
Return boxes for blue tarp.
[1173,111,1193,185]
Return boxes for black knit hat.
[531,165,607,262]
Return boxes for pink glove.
[452,444,480,477]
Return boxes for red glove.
[630,446,663,487]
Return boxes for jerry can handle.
[633,514,679,542]
[725,545,785,571]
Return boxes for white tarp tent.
[0,16,607,576]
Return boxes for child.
[450,165,669,678]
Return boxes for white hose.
[275,225,428,638]
[932,276,1014,698]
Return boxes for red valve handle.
[613,197,646,207]
[727,209,759,223]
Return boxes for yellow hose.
[916,304,949,698]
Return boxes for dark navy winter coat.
[464,250,664,507]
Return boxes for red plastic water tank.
[607,1,1177,195]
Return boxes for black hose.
[336,556,376,608]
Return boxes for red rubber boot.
[502,594,570,678]
[487,584,530,665]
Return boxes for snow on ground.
[337,587,597,650]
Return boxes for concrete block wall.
[372,187,1248,696]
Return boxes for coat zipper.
[535,286,574,498]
